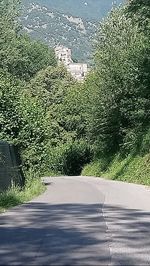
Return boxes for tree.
[0,0,57,80]
[0,0,20,72]
[126,0,150,34]
[10,36,57,80]
[85,6,150,157]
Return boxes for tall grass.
[0,177,45,213]
[82,154,150,186]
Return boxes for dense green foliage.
[86,7,150,156]
[82,0,150,185]
[0,0,90,180]
[1,0,150,190]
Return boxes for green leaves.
[0,0,92,177]
[2,0,150,179]
[85,4,150,157]
[126,0,150,34]
[0,1,57,80]
[11,36,57,80]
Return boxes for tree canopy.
[0,0,150,183]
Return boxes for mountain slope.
[20,0,125,63]
[22,0,125,20]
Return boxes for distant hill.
[20,0,125,63]
[22,0,125,21]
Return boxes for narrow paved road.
[0,176,150,265]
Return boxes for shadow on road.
[0,202,150,265]
[103,204,150,265]
[0,203,109,265]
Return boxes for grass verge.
[82,153,150,186]
[0,177,45,213]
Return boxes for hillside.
[20,0,124,63]
[20,3,97,63]
[22,0,125,21]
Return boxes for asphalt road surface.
[0,176,150,265]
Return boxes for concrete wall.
[0,142,25,192]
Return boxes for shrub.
[47,140,92,176]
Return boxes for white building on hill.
[55,46,72,66]
[67,63,88,81]
[55,45,88,81]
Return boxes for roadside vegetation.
[0,177,45,213]
[0,0,90,210]
[0,0,149,212]
[82,0,150,185]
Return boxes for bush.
[47,140,92,176]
